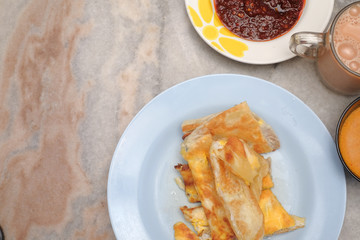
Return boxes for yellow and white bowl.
[185,0,334,64]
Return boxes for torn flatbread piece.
[182,102,280,154]
[174,222,200,240]
[182,113,217,139]
[259,189,305,236]
[221,137,270,201]
[210,139,265,240]
[180,206,210,237]
[262,173,274,189]
[175,164,200,203]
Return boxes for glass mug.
[290,1,360,95]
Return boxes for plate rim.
[107,74,346,239]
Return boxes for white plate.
[107,74,346,239]
[184,0,334,64]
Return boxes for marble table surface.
[0,0,359,239]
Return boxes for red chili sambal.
[214,0,305,41]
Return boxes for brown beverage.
[318,2,360,95]
[290,2,360,95]
[334,4,360,73]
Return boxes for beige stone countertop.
[0,0,359,239]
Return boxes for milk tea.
[317,3,360,95]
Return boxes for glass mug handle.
[289,32,327,59]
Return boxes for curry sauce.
[339,107,360,178]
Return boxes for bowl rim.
[335,96,360,182]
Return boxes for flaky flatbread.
[175,164,200,203]
[174,222,201,240]
[262,174,274,190]
[180,206,210,237]
[181,129,236,240]
[210,139,264,240]
[182,102,280,154]
[259,189,305,236]
[221,137,270,201]
[176,102,304,239]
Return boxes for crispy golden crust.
[181,113,217,138]
[181,127,213,160]
[210,139,265,240]
[262,173,274,190]
[174,222,200,240]
[259,189,305,236]
[186,153,236,240]
[175,164,200,203]
[180,206,210,236]
[175,162,273,203]
[181,102,280,154]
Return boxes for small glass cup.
[290,1,360,95]
[335,96,360,182]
